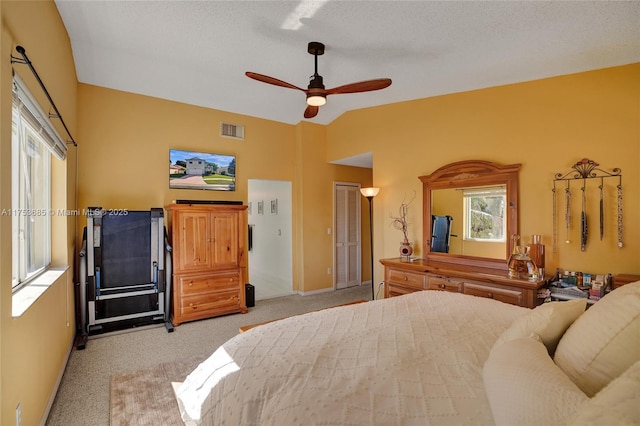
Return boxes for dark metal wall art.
[552,158,622,253]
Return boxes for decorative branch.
[390,191,416,242]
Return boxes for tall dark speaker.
[245,283,255,308]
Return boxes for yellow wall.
[77,86,373,293]
[2,2,638,425]
[1,1,77,425]
[327,64,640,280]
[293,122,373,292]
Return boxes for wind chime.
[552,158,622,253]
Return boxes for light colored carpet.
[46,284,371,426]
[109,355,204,426]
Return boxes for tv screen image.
[169,149,236,191]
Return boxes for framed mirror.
[419,160,521,270]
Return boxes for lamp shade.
[306,94,326,106]
[360,187,380,198]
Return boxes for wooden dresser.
[381,258,546,308]
[166,203,248,326]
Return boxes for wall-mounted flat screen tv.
[169,149,236,191]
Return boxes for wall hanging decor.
[169,149,236,191]
[552,158,622,253]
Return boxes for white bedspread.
[176,290,527,425]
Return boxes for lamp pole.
[360,187,379,300]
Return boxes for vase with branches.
[390,191,416,257]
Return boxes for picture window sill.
[12,265,69,317]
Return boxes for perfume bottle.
[508,245,539,281]
[526,234,545,278]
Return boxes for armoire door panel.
[178,211,211,271]
[212,212,239,267]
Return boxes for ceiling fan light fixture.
[246,41,390,118]
[306,94,326,106]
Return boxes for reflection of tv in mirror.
[169,149,236,191]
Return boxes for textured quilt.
[176,290,527,425]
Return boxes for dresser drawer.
[386,283,421,297]
[387,268,426,290]
[463,282,523,306]
[177,271,241,296]
[427,276,463,293]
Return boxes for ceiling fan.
[246,42,392,119]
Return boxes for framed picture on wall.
[169,149,236,191]
[270,199,278,215]
[257,201,264,215]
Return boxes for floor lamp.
[360,187,379,300]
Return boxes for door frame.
[333,181,362,290]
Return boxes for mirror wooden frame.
[419,160,521,270]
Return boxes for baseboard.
[296,287,334,296]
[40,335,74,426]
[297,282,369,296]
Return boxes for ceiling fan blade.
[245,72,305,92]
[304,105,319,118]
[326,78,392,95]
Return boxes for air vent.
[220,122,244,140]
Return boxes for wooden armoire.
[165,203,248,326]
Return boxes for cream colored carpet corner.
[110,355,205,426]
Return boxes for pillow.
[492,299,586,356]
[567,360,640,425]
[483,337,588,426]
[554,281,640,397]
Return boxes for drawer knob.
[487,292,494,298]
[403,276,408,281]
[440,284,446,289]
[188,281,193,287]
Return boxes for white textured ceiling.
[55,0,639,128]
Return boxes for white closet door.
[335,183,361,289]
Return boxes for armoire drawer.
[179,290,241,316]
[176,271,241,296]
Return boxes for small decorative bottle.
[508,245,539,281]
[526,234,545,278]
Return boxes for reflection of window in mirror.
[463,186,506,242]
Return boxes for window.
[463,186,506,242]
[11,75,67,289]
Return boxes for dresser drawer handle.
[188,281,193,287]
[403,276,408,281]
[439,284,446,289]
[487,292,494,298]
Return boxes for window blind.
[12,74,67,160]
[463,186,506,198]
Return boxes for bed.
[175,282,640,425]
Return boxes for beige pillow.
[492,299,586,356]
[554,281,640,397]
[567,360,640,425]
[483,337,588,426]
